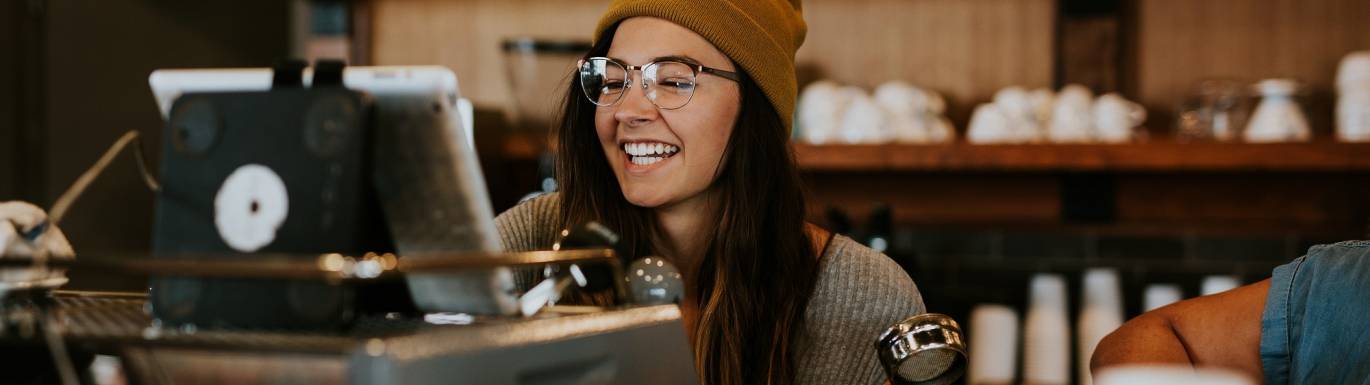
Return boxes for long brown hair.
[553,25,821,385]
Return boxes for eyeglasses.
[577,56,739,110]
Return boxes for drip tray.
[2,293,698,385]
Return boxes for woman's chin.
[620,187,673,209]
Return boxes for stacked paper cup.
[969,304,1019,385]
[1142,284,1183,312]
[1023,274,1070,385]
[1094,365,1254,385]
[1077,269,1125,385]
[1336,51,1370,142]
[1201,275,1241,296]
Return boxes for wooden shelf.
[794,141,1370,172]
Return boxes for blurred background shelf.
[793,140,1370,172]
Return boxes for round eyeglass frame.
[577,56,740,110]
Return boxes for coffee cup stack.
[1023,274,1070,385]
[1337,51,1370,142]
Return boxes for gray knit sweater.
[493,193,926,385]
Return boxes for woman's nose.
[613,75,659,127]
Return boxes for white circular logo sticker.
[214,164,289,252]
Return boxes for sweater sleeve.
[794,235,926,385]
[493,193,563,252]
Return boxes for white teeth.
[623,142,680,157]
[631,156,664,165]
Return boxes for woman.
[494,1,924,384]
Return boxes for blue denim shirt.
[1261,240,1370,385]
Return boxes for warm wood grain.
[803,171,1370,238]
[797,0,1056,125]
[794,141,1370,172]
[1134,0,1370,134]
[368,0,1056,127]
[369,0,607,110]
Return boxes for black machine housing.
[150,61,398,330]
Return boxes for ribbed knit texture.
[494,194,926,385]
[593,0,806,132]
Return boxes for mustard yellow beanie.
[594,0,807,132]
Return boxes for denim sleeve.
[1260,240,1370,385]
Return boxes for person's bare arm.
[1091,279,1270,380]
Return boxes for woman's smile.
[620,140,681,174]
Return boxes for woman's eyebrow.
[603,55,703,65]
[650,55,702,65]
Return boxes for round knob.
[624,257,683,305]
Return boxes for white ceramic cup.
[1078,269,1125,385]
[1023,274,1071,385]
[1049,84,1095,143]
[1143,284,1183,312]
[1244,79,1311,143]
[1093,94,1147,143]
[969,304,1020,385]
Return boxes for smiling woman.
[492,1,925,385]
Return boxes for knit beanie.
[594,0,807,132]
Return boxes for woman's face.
[596,17,741,209]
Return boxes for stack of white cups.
[969,304,1019,385]
[1142,284,1183,312]
[1094,365,1255,385]
[1337,51,1370,142]
[1023,274,1070,385]
[1201,275,1241,296]
[1077,269,1125,385]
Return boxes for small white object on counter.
[837,87,891,144]
[1023,274,1071,385]
[797,79,955,145]
[969,86,1045,144]
[1078,269,1125,385]
[873,81,955,144]
[1094,365,1254,385]
[0,201,74,295]
[996,86,1046,143]
[969,304,1019,385]
[797,80,845,145]
[1029,88,1056,132]
[1143,284,1183,312]
[1048,84,1096,143]
[1093,93,1148,144]
[0,201,73,259]
[970,84,1147,144]
[1336,51,1370,142]
[967,103,1013,144]
[1201,275,1242,296]
[1244,79,1311,143]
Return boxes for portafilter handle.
[875,313,968,385]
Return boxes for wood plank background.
[793,142,1370,172]
[368,0,1056,126]
[1133,0,1370,133]
[366,0,1370,238]
[795,0,1055,125]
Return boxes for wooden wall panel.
[370,0,608,110]
[1135,0,1370,132]
[803,173,1062,227]
[797,0,1056,125]
[370,0,1056,125]
[804,172,1370,238]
